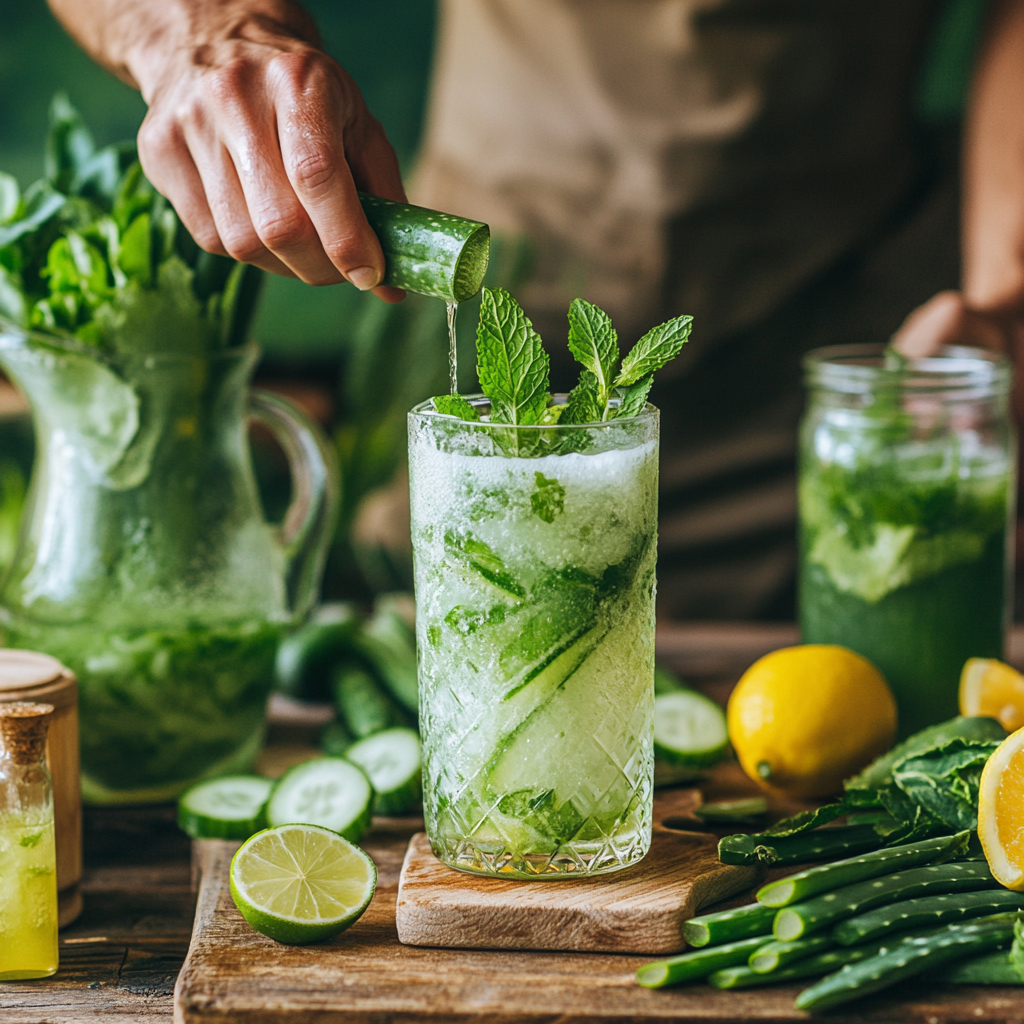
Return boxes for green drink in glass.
[410,288,690,877]
[799,345,1015,737]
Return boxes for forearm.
[46,0,320,99]
[963,0,1024,314]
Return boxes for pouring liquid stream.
[447,302,458,394]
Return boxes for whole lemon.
[727,644,896,799]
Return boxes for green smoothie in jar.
[799,345,1015,737]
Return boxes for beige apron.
[410,0,946,617]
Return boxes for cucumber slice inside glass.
[266,757,373,843]
[345,727,422,816]
[177,775,273,840]
[654,690,729,768]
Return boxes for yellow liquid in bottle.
[0,810,58,980]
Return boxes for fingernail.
[347,266,381,291]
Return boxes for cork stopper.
[0,702,54,765]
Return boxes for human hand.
[128,2,406,300]
[890,291,1018,359]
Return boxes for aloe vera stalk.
[928,950,1024,984]
[709,942,887,989]
[748,935,835,973]
[682,902,776,948]
[718,824,881,867]
[833,888,1024,946]
[794,914,1019,1012]
[774,861,997,941]
[635,936,767,988]
[358,193,489,302]
[757,831,969,907]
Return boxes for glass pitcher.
[0,325,338,803]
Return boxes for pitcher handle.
[249,389,340,622]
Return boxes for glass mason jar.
[800,344,1016,738]
[408,396,659,878]
[0,325,338,803]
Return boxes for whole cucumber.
[333,662,411,739]
[275,611,359,702]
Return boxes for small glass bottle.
[0,701,58,980]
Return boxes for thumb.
[891,290,1009,358]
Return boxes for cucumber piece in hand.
[178,775,273,840]
[358,193,489,302]
[266,757,373,843]
[654,690,729,768]
[345,727,422,815]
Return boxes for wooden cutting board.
[173,768,1024,1024]
[395,788,759,953]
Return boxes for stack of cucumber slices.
[177,726,423,845]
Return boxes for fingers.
[271,52,388,290]
[138,113,226,257]
[138,45,409,300]
[891,290,1009,358]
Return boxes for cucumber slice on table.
[345,727,422,815]
[654,690,729,768]
[266,758,373,843]
[177,775,273,840]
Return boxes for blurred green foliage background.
[0,0,991,603]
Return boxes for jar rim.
[409,393,658,432]
[804,343,1011,394]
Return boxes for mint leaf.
[530,472,566,523]
[614,314,692,387]
[432,394,480,420]
[567,298,618,402]
[560,370,602,424]
[616,375,653,418]
[476,287,549,426]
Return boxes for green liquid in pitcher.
[799,443,1011,738]
[4,617,281,803]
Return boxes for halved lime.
[229,823,377,945]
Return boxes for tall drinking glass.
[800,345,1015,737]
[408,397,659,878]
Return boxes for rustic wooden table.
[5,623,1024,1023]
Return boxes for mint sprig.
[427,287,692,433]
[475,287,549,426]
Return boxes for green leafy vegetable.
[432,394,480,420]
[0,93,260,354]
[718,716,1007,865]
[475,287,549,427]
[614,314,692,386]
[530,472,565,523]
[560,369,603,425]
[566,298,618,407]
